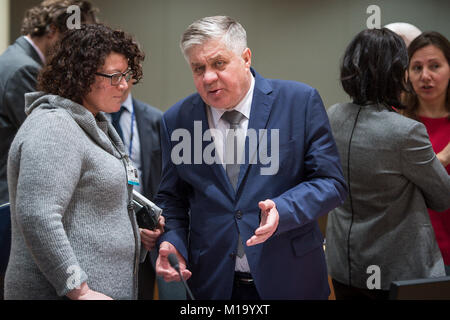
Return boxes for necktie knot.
[221,110,245,128]
[111,106,126,141]
[111,106,125,122]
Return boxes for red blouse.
[420,116,450,265]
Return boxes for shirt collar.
[209,74,255,127]
[24,36,46,64]
[121,93,133,113]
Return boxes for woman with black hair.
[325,28,450,300]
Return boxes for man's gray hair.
[180,16,247,60]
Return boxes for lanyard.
[108,134,138,187]
[129,108,135,158]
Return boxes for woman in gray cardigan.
[5,24,162,300]
[325,28,450,299]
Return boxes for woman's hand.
[437,142,450,167]
[66,282,113,300]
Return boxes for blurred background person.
[385,22,422,111]
[325,28,450,300]
[384,22,422,47]
[403,31,450,275]
[4,23,159,300]
[0,0,98,204]
[107,79,186,299]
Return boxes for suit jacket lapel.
[133,98,152,196]
[189,70,274,199]
[236,70,274,193]
[191,96,235,199]
[16,36,44,66]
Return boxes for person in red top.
[404,31,450,274]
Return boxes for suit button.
[236,210,242,219]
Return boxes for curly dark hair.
[403,31,450,120]
[21,0,98,37]
[340,28,408,109]
[37,24,145,105]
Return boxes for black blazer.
[133,98,163,201]
[0,37,43,203]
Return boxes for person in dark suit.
[155,16,348,300]
[0,0,97,204]
[108,82,186,300]
[110,83,163,202]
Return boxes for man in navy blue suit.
[155,16,347,300]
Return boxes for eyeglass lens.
[111,71,132,85]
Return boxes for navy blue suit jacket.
[156,69,347,299]
[132,98,163,201]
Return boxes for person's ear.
[46,24,58,39]
[242,48,252,69]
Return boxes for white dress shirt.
[106,94,143,194]
[24,36,45,64]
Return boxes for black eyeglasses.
[95,68,133,86]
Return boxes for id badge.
[126,162,140,186]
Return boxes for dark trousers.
[231,272,261,300]
[138,254,156,300]
[0,274,4,300]
[332,279,389,300]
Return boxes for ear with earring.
[45,24,58,37]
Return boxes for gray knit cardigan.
[5,92,143,300]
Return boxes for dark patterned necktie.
[110,106,125,141]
